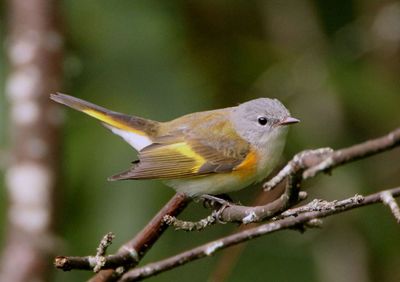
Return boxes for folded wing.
[109,112,251,180]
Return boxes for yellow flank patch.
[83,109,146,136]
[234,149,258,179]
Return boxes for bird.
[50,93,299,197]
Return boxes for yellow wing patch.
[167,142,206,168]
[111,142,207,180]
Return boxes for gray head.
[231,98,299,147]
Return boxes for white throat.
[254,127,288,182]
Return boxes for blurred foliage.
[1,0,400,281]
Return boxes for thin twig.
[120,187,400,281]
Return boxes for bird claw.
[212,204,230,224]
[199,194,231,206]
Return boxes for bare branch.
[264,148,333,190]
[88,193,189,282]
[121,187,400,281]
[302,127,400,178]
[381,191,400,223]
[164,181,306,231]
[53,127,400,280]
[54,193,189,279]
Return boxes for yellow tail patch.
[83,109,146,136]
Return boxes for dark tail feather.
[108,161,140,181]
[50,93,159,136]
[50,93,110,114]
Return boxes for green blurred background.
[1,0,400,281]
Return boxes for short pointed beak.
[278,116,300,126]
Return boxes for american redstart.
[50,93,299,197]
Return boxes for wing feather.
[109,110,251,180]
[109,142,204,180]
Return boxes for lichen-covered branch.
[93,232,115,273]
[121,187,400,281]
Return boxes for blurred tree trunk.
[0,0,63,281]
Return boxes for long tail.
[50,93,158,151]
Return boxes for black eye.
[258,116,268,126]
